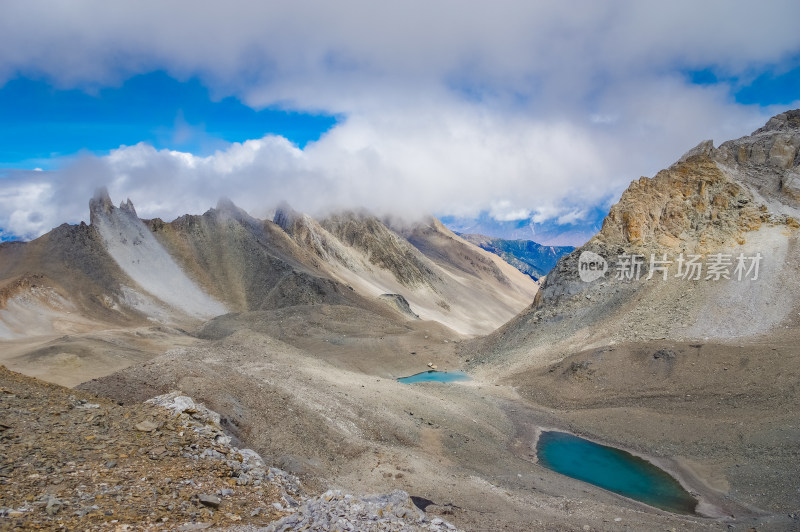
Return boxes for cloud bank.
[1,1,799,241]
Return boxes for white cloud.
[1,1,799,239]
[555,210,589,226]
[490,201,532,222]
[0,179,54,239]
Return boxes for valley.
[2,110,800,531]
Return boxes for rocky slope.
[273,207,538,335]
[0,364,292,529]
[0,365,461,531]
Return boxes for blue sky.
[1,65,796,172]
[1,1,799,244]
[0,71,336,170]
[685,57,800,106]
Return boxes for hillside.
[473,110,800,362]
[0,365,459,531]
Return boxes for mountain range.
[457,233,574,279]
[440,209,605,247]
[1,110,799,531]
[0,193,536,386]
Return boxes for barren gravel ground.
[0,365,290,530]
[69,306,797,532]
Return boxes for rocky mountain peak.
[88,187,114,226]
[678,139,714,162]
[213,197,261,230]
[119,198,137,217]
[593,109,800,254]
[713,108,800,211]
[593,153,763,253]
[215,197,244,216]
[273,201,300,233]
[530,110,799,312]
[754,109,800,134]
[89,188,140,227]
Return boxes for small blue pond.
[536,431,697,514]
[397,370,471,384]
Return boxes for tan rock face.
[594,110,800,253]
[525,110,800,314]
[595,155,762,253]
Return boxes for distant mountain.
[458,234,574,279]
[439,209,606,247]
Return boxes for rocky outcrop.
[596,154,764,252]
[265,489,460,532]
[595,110,800,254]
[272,201,300,234]
[378,293,420,320]
[713,109,800,211]
[88,187,115,226]
[535,110,800,311]
[0,366,292,529]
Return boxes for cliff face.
[596,154,765,252]
[715,109,800,208]
[596,110,800,253]
[537,110,800,308]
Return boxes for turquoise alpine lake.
[536,431,697,514]
[397,370,471,384]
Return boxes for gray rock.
[43,495,63,515]
[177,524,212,531]
[197,494,221,509]
[264,489,461,532]
[134,419,159,432]
[679,139,714,162]
[781,170,800,201]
